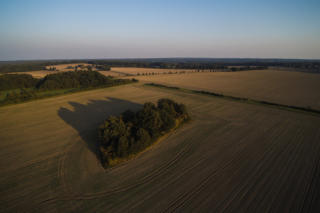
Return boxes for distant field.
[1,83,320,212]
[111,67,196,76]
[9,63,102,78]
[132,70,320,110]
[9,70,58,78]
[9,66,197,78]
[45,63,91,71]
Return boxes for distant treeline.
[1,58,319,73]
[87,58,319,72]
[88,60,229,70]
[0,71,136,106]
[84,58,320,72]
[229,66,267,71]
[99,99,190,167]
[0,60,86,73]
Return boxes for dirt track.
[1,84,320,212]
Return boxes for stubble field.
[133,70,320,110]
[1,81,320,212]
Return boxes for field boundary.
[145,83,320,116]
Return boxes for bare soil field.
[133,70,320,110]
[1,83,320,212]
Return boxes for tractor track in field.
[163,120,297,212]
[39,122,202,205]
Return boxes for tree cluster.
[36,71,128,90]
[4,88,37,104]
[229,66,267,71]
[46,66,57,71]
[99,99,190,167]
[87,62,111,71]
[0,74,38,91]
[0,71,136,106]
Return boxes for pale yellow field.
[11,70,59,78]
[1,83,320,212]
[46,63,94,71]
[10,63,114,78]
[133,70,320,110]
[10,64,91,78]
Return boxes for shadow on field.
[58,97,142,161]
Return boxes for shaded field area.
[132,70,320,110]
[1,84,320,212]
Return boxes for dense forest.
[0,71,136,105]
[1,58,319,73]
[0,74,38,90]
[99,99,190,167]
[36,70,128,90]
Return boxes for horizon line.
[1,57,320,62]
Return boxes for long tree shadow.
[58,97,142,161]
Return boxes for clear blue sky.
[0,0,319,60]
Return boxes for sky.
[0,0,320,60]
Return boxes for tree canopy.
[99,99,190,167]
[0,74,38,91]
[36,70,125,90]
[0,71,136,106]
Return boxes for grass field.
[133,70,320,110]
[1,83,320,212]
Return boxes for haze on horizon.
[0,0,319,61]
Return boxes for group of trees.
[4,88,37,104]
[88,60,228,70]
[37,71,131,90]
[0,71,137,105]
[134,67,267,76]
[99,99,190,167]
[87,61,111,71]
[86,59,320,73]
[0,74,38,90]
[0,71,133,91]
[229,66,267,71]
[45,66,57,71]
